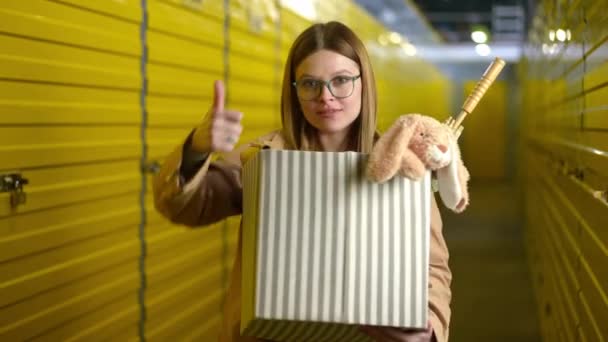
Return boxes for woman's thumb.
[212,80,225,113]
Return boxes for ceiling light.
[401,43,417,56]
[471,30,488,44]
[556,29,566,42]
[281,0,316,20]
[388,32,403,44]
[566,29,572,41]
[475,43,491,56]
[549,30,555,41]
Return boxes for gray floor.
[439,181,541,342]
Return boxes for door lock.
[1,173,29,208]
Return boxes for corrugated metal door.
[521,0,608,341]
[0,0,143,340]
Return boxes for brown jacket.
[153,131,452,342]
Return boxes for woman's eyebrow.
[298,69,358,79]
[331,69,357,76]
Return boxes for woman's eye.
[301,79,318,88]
[333,76,350,84]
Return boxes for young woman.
[153,21,451,342]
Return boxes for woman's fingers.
[191,81,244,153]
[220,109,243,123]
[210,115,243,152]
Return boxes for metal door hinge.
[1,173,29,208]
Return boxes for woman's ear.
[366,114,418,183]
[436,138,470,213]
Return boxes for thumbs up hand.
[191,80,244,153]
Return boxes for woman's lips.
[316,108,341,118]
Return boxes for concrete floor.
[439,181,541,342]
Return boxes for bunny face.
[366,113,470,213]
[407,115,453,170]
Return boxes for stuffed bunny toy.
[366,113,470,213]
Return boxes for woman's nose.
[318,84,335,101]
[438,144,448,153]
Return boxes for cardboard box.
[242,150,431,342]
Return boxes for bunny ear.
[436,138,469,213]
[366,114,417,183]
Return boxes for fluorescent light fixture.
[549,30,556,41]
[475,43,491,56]
[566,29,572,41]
[556,29,567,42]
[401,43,417,56]
[281,0,316,21]
[415,43,521,62]
[471,30,488,44]
[388,32,403,44]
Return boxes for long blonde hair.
[281,21,377,153]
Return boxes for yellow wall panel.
[0,231,139,306]
[145,268,223,336]
[0,194,138,262]
[584,85,608,129]
[0,81,139,125]
[147,97,208,124]
[546,237,579,342]
[0,162,139,218]
[0,0,140,55]
[543,199,580,303]
[146,290,223,342]
[230,53,276,84]
[578,291,605,342]
[579,257,608,340]
[0,34,139,88]
[229,80,278,106]
[584,57,608,92]
[279,8,311,42]
[0,0,144,338]
[29,295,138,342]
[0,127,140,170]
[0,260,138,341]
[180,315,222,341]
[148,63,221,97]
[148,31,224,72]
[521,1,608,339]
[583,0,608,46]
[149,0,224,44]
[230,28,277,62]
[57,0,141,22]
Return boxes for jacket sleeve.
[428,194,452,342]
[152,135,245,227]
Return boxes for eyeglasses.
[292,75,361,101]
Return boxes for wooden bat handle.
[450,57,506,129]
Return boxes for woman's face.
[294,49,362,135]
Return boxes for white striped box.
[241,150,431,342]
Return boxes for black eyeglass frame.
[292,75,361,100]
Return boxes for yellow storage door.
[520,1,608,341]
[0,0,142,340]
